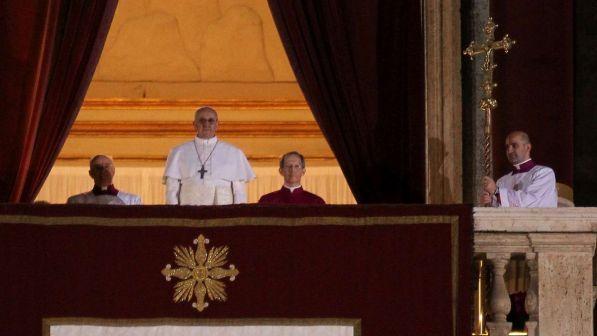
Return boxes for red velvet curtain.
[0,0,117,202]
[268,1,425,203]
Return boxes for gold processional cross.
[464,18,515,336]
[463,17,515,178]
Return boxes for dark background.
[574,0,597,206]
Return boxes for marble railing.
[474,208,597,336]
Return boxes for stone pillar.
[461,0,490,204]
[423,0,463,204]
[525,252,538,336]
[529,233,596,336]
[486,252,513,336]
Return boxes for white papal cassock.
[163,136,255,205]
[491,159,558,208]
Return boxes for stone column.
[461,0,490,204]
[423,0,463,204]
[529,233,596,336]
[485,252,513,336]
[525,252,538,336]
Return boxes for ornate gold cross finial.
[463,17,516,177]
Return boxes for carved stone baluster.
[486,252,512,336]
[525,252,538,336]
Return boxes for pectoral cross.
[198,165,207,179]
[463,17,515,178]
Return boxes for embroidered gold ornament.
[161,234,239,312]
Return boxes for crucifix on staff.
[464,17,516,336]
[464,17,516,178]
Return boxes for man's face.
[89,156,115,187]
[279,155,305,187]
[194,109,218,139]
[505,134,531,165]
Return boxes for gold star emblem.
[161,234,239,312]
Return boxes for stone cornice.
[474,233,531,253]
[528,233,596,253]
[82,99,309,110]
[473,208,597,232]
[55,154,337,163]
[69,120,323,138]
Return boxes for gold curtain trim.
[43,318,361,336]
[0,214,456,227]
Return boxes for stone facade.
[474,208,597,336]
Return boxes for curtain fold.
[0,0,117,202]
[267,0,425,203]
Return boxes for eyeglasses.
[197,118,217,124]
[282,165,303,170]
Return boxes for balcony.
[473,208,597,336]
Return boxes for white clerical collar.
[513,158,532,170]
[195,136,218,146]
[284,184,302,193]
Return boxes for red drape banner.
[267,1,426,204]
[0,204,473,336]
[0,0,117,202]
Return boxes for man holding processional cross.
[463,18,557,208]
[163,106,255,205]
[480,131,557,208]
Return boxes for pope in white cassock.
[163,106,255,205]
[480,131,558,207]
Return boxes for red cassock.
[258,186,326,205]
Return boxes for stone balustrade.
[474,208,597,336]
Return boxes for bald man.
[163,106,255,205]
[67,155,141,205]
[480,131,557,207]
